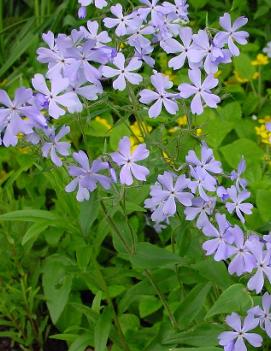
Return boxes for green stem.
[101,200,133,255]
[144,269,178,329]
[120,186,136,255]
[0,0,4,63]
[34,0,40,26]
[127,84,148,138]
[93,260,131,351]
[258,66,262,97]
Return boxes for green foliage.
[1,0,271,350]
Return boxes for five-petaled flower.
[178,68,220,115]
[139,71,179,118]
[218,312,262,351]
[102,53,143,91]
[111,136,150,185]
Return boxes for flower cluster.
[144,143,271,294]
[219,291,271,351]
[144,143,271,349]
[65,136,150,200]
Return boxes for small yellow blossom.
[253,72,260,80]
[234,71,248,83]
[18,147,31,154]
[195,128,203,137]
[0,170,7,180]
[177,115,188,127]
[0,79,7,88]
[255,116,271,145]
[95,116,112,130]
[168,126,179,134]
[251,54,269,66]
[130,121,152,151]
[162,151,174,165]
[164,69,176,83]
[17,133,24,140]
[214,70,222,78]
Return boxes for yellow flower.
[253,72,260,80]
[162,151,173,165]
[95,116,112,130]
[255,116,271,145]
[177,115,188,127]
[195,128,202,136]
[233,71,248,83]
[251,54,269,66]
[17,132,24,140]
[168,126,179,134]
[18,147,31,154]
[164,69,176,83]
[130,121,152,150]
[0,79,7,88]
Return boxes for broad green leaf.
[42,256,73,324]
[22,222,48,245]
[164,323,224,347]
[190,0,208,9]
[256,189,271,222]
[218,102,241,122]
[171,348,221,351]
[76,247,93,271]
[233,53,256,80]
[205,284,253,319]
[130,242,186,268]
[85,114,113,137]
[110,212,137,254]
[220,138,264,168]
[0,209,61,222]
[192,259,234,289]
[69,334,93,351]
[175,283,211,328]
[139,296,162,318]
[94,306,113,351]
[110,123,131,150]
[79,193,100,236]
[119,314,140,335]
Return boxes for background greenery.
[1,0,271,350]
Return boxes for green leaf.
[130,242,186,268]
[256,189,271,222]
[42,256,73,324]
[76,247,93,271]
[170,348,221,351]
[175,283,211,329]
[205,284,253,319]
[0,209,61,222]
[85,114,113,137]
[109,123,131,150]
[220,138,264,168]
[218,102,241,122]
[0,21,36,78]
[119,314,140,335]
[192,259,234,289]
[69,334,93,351]
[233,53,256,80]
[94,306,113,351]
[164,323,224,347]
[22,222,48,245]
[190,0,208,9]
[139,296,162,318]
[79,193,100,236]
